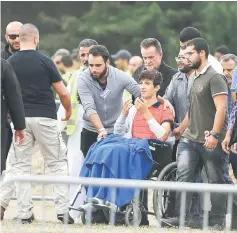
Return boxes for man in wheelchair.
[79,70,174,219]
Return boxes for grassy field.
[1,149,236,233]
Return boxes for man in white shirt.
[179,26,223,74]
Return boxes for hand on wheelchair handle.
[173,127,181,140]
[97,129,108,141]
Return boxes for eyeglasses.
[175,56,187,62]
[8,34,19,40]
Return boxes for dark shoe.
[0,206,5,221]
[140,218,149,226]
[57,213,74,224]
[161,217,180,228]
[21,214,35,224]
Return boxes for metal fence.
[1,175,237,233]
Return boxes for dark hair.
[187,38,209,59]
[89,45,110,62]
[78,39,98,49]
[140,38,162,53]
[138,70,163,87]
[71,52,80,62]
[179,27,201,43]
[61,55,73,67]
[220,54,237,65]
[215,45,229,55]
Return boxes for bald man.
[0,24,74,224]
[1,21,23,60]
[128,56,143,75]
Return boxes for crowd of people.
[1,20,237,230]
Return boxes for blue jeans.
[175,137,230,225]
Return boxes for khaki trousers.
[0,117,69,219]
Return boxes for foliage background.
[1,1,237,67]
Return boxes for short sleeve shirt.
[8,50,62,119]
[183,65,228,143]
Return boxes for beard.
[190,58,201,70]
[179,66,192,73]
[8,42,20,52]
[84,60,89,67]
[91,66,107,81]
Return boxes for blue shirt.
[231,66,237,91]
[164,72,189,125]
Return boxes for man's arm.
[2,59,25,130]
[163,77,175,106]
[78,74,104,132]
[210,74,229,134]
[52,81,71,120]
[231,67,237,103]
[123,73,141,99]
[173,113,189,140]
[212,94,228,133]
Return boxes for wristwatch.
[210,131,220,139]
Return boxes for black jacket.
[1,58,25,132]
[133,61,177,97]
[1,44,13,60]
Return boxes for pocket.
[38,119,59,145]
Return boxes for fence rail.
[3,175,237,193]
[2,175,237,233]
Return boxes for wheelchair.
[70,138,178,226]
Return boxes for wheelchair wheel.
[81,211,96,225]
[153,162,177,219]
[103,208,126,225]
[125,204,142,226]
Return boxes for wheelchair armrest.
[148,139,168,148]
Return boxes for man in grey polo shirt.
[78,45,140,157]
[162,38,230,230]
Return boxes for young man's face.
[139,78,158,99]
[141,46,162,71]
[88,55,108,80]
[185,45,202,70]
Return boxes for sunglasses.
[8,34,19,40]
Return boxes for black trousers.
[81,128,98,157]
[230,151,237,179]
[1,123,12,173]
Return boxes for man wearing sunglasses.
[1,21,23,60]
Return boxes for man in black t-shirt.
[0,24,73,224]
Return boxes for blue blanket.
[80,134,153,207]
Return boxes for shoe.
[20,214,35,224]
[0,206,5,221]
[140,218,149,226]
[160,217,180,228]
[57,213,74,224]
